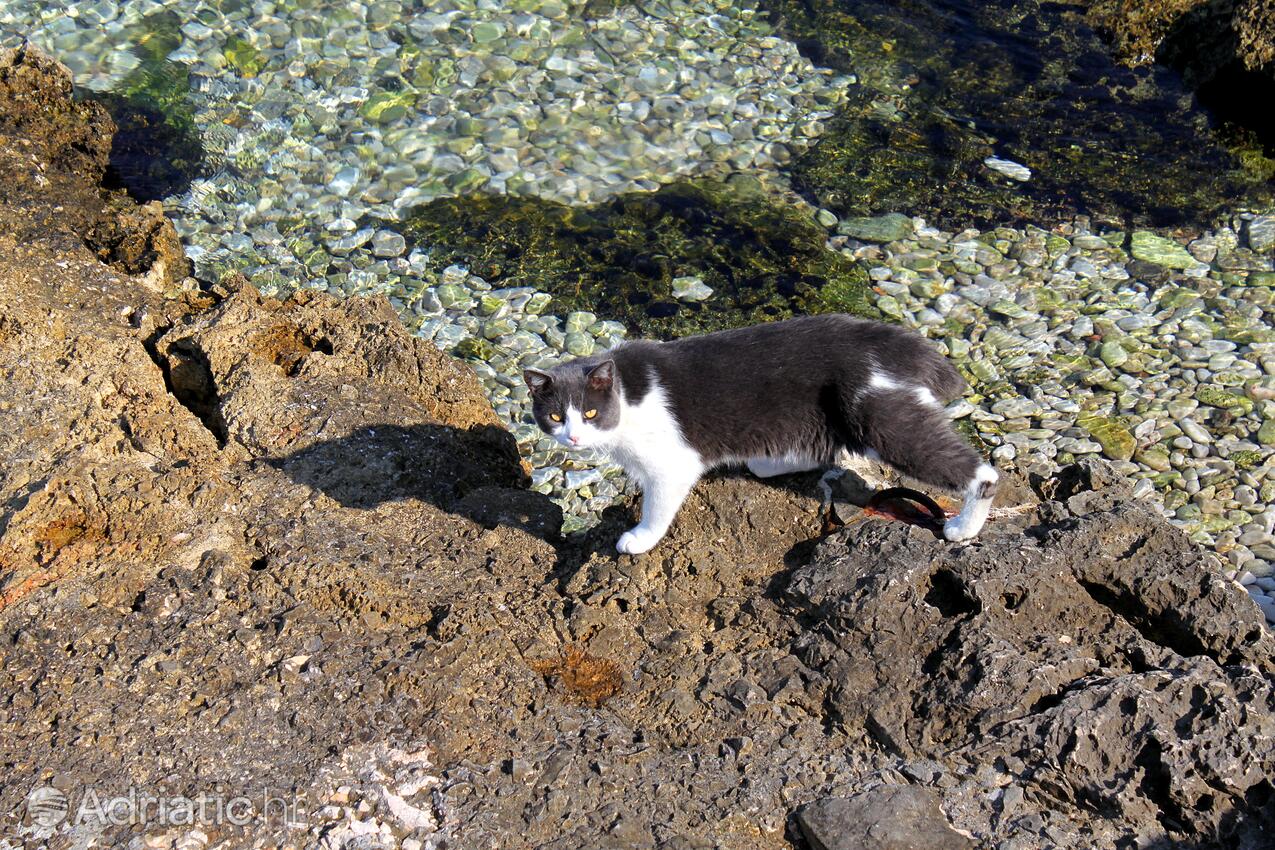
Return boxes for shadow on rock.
[267,422,564,541]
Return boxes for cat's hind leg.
[860,399,998,541]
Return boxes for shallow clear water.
[1,0,848,285]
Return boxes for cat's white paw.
[616,526,662,555]
[943,517,980,542]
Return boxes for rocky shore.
[2,1,1273,613]
[3,48,1275,850]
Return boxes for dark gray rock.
[797,786,972,850]
[783,464,1275,849]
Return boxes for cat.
[524,313,998,554]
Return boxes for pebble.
[1180,418,1212,444]
[671,275,714,302]
[328,167,361,197]
[983,156,1032,182]
[1131,231,1196,269]
[371,230,406,258]
[1249,215,1275,253]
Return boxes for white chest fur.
[596,380,705,554]
[605,382,703,486]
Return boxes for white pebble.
[983,156,1032,181]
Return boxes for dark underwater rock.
[760,0,1272,227]
[403,177,873,339]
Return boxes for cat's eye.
[550,413,562,422]
[584,409,598,419]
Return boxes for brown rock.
[1084,0,1275,79]
[0,43,113,176]
[0,44,190,289]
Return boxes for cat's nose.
[568,435,580,446]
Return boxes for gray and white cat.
[524,314,997,554]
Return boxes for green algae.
[760,0,1272,227]
[223,36,267,78]
[403,179,874,339]
[360,90,416,124]
[1130,230,1196,268]
[1078,413,1137,460]
[1231,449,1264,471]
[1196,386,1254,415]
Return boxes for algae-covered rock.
[403,179,874,338]
[1130,230,1197,268]
[1081,0,1275,186]
[1231,448,1264,469]
[0,44,114,176]
[1099,339,1130,368]
[1196,385,1255,414]
[1259,418,1275,446]
[1083,0,1205,65]
[1087,0,1275,74]
[223,35,266,77]
[838,212,914,242]
[1079,413,1137,460]
[1238,0,1275,70]
[360,90,416,124]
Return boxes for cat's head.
[524,360,621,449]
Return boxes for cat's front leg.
[617,465,702,555]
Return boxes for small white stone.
[327,166,361,196]
[671,275,713,302]
[983,156,1032,182]
[371,229,406,258]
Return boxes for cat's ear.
[587,360,615,392]
[524,369,553,395]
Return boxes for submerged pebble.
[983,156,1032,182]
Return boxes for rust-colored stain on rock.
[529,644,623,708]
